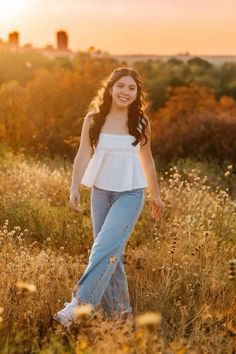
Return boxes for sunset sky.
[0,0,235,55]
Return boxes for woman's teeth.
[118,96,129,101]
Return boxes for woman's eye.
[117,85,135,90]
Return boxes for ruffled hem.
[81,151,148,191]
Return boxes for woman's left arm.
[139,121,164,220]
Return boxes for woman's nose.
[120,91,130,97]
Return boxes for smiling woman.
[0,0,28,23]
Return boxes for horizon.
[0,0,236,55]
[1,30,236,57]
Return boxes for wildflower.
[109,256,117,264]
[122,344,131,353]
[76,339,88,350]
[16,281,37,292]
[136,312,161,327]
[185,215,192,223]
[74,304,94,318]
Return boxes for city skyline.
[0,0,236,55]
[0,30,70,52]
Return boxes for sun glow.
[0,0,28,23]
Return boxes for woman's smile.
[118,95,130,102]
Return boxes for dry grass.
[0,151,235,353]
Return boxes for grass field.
[0,150,235,353]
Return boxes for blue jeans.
[73,185,145,316]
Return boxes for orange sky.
[0,0,236,55]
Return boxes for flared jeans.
[73,185,145,316]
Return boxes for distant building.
[23,43,33,50]
[56,30,68,51]
[8,31,19,47]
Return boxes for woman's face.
[110,75,138,108]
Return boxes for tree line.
[0,50,235,164]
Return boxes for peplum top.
[80,133,148,191]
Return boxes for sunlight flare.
[0,0,28,23]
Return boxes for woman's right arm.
[70,113,94,194]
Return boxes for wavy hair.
[86,67,150,151]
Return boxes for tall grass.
[0,151,235,353]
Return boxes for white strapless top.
[81,133,148,191]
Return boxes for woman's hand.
[69,187,81,212]
[150,195,164,221]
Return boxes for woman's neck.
[108,103,128,120]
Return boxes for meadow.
[0,149,235,353]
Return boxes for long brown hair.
[87,67,150,150]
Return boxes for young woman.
[53,67,164,329]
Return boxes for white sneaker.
[53,297,78,330]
